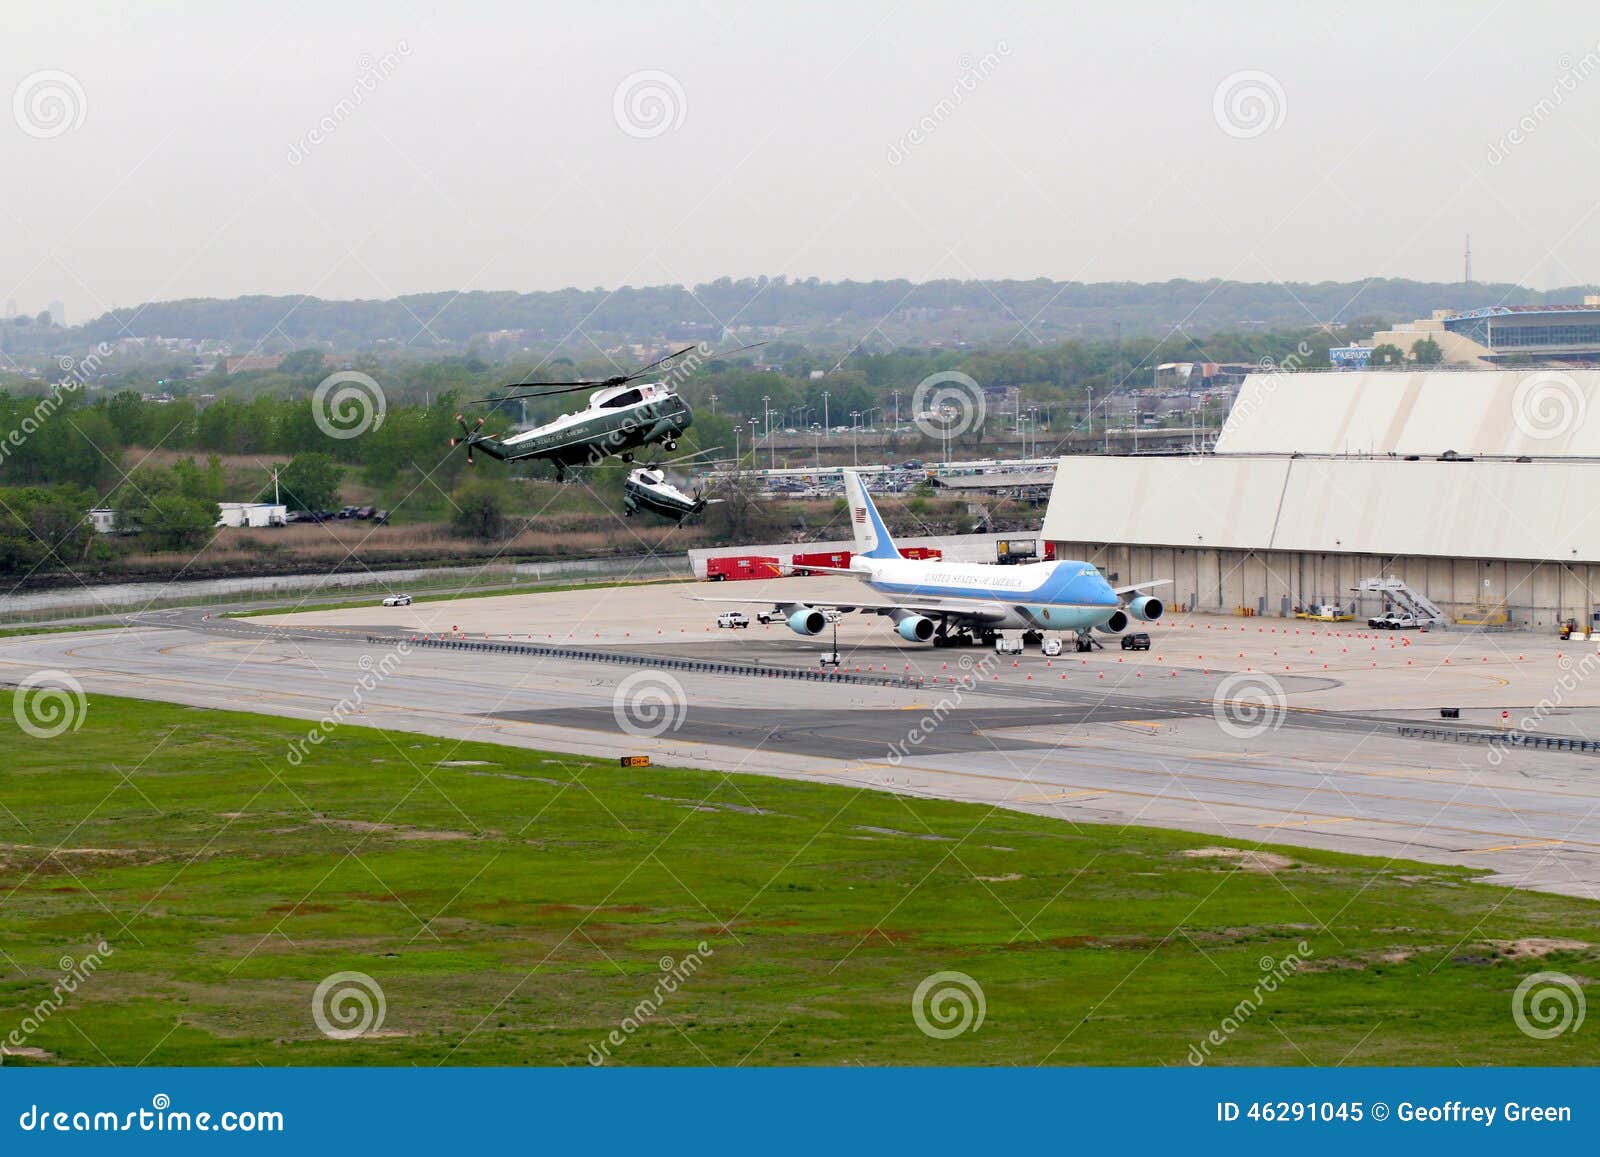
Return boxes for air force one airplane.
[692,469,1168,650]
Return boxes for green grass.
[1,690,1597,1066]
[228,574,689,619]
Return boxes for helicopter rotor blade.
[631,341,770,381]
[625,344,698,380]
[655,445,724,468]
[469,380,611,404]
[484,341,769,401]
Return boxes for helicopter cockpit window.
[599,388,644,409]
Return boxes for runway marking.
[1462,839,1565,854]
[1017,790,1103,802]
[16,633,1600,868]
[1256,817,1354,830]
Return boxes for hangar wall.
[1047,540,1600,629]
[1216,369,1600,457]
[1042,455,1600,564]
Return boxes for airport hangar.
[1041,368,1600,630]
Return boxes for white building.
[1041,369,1600,629]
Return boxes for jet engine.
[893,614,936,642]
[787,608,826,636]
[1128,595,1164,622]
[1098,609,1130,634]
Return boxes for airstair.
[1354,576,1447,626]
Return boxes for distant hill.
[21,277,1600,355]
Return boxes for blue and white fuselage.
[849,554,1122,633]
[690,469,1165,645]
[839,468,1135,635]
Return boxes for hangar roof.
[1213,369,1600,457]
[1041,455,1600,563]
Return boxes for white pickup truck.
[1367,613,1422,630]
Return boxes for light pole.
[709,392,718,415]
[763,395,775,471]
[850,410,860,467]
[748,418,758,469]
[891,389,900,427]
[822,390,830,436]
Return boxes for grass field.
[1,690,1596,1066]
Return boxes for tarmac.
[4,574,1600,898]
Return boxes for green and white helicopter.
[453,342,762,481]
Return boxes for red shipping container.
[706,555,782,581]
[790,550,851,576]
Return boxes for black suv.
[1121,633,1151,651]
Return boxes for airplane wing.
[686,594,1010,624]
[1111,579,1172,595]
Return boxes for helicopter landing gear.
[662,439,678,452]
[621,452,634,463]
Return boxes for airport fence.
[1396,724,1600,755]
[383,634,926,689]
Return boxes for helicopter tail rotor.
[451,413,487,465]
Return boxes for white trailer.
[215,503,287,529]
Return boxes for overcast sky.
[4,0,1599,323]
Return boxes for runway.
[6,577,1600,899]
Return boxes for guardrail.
[1397,724,1600,754]
[382,635,925,689]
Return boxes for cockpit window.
[599,388,643,409]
